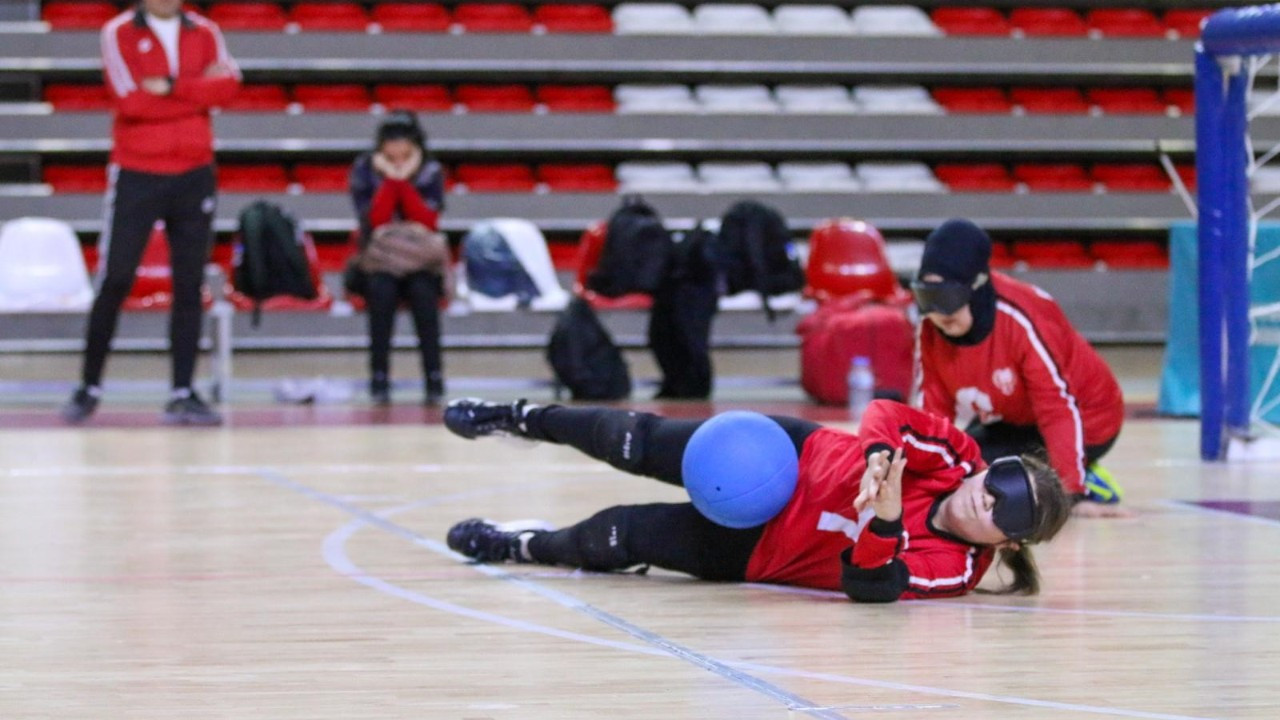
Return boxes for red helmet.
[804,218,903,303]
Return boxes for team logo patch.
[139,38,153,53]
[992,367,1017,396]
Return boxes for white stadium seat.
[617,161,703,192]
[774,84,859,114]
[850,5,942,36]
[692,4,777,34]
[852,85,944,114]
[695,84,780,113]
[856,162,946,192]
[698,161,783,192]
[773,5,854,35]
[614,83,701,113]
[777,162,863,192]
[612,3,695,34]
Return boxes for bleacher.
[0,0,1250,354]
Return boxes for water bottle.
[848,355,875,425]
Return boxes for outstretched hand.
[854,447,906,522]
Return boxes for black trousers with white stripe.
[81,164,216,391]
[521,406,819,580]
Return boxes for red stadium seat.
[292,84,371,112]
[1086,8,1165,38]
[455,164,536,192]
[989,241,1015,269]
[803,218,906,304]
[206,2,288,31]
[1013,163,1093,192]
[929,7,1011,36]
[536,85,616,113]
[226,232,333,312]
[288,2,370,31]
[371,3,452,32]
[1010,87,1090,114]
[1012,240,1094,268]
[453,3,534,32]
[1165,9,1213,39]
[44,165,108,193]
[220,84,289,112]
[931,86,1012,114]
[292,164,350,192]
[534,4,613,33]
[375,84,454,112]
[934,163,1015,192]
[123,226,175,310]
[1090,240,1168,269]
[1163,87,1195,115]
[43,1,118,30]
[455,84,535,112]
[44,84,112,111]
[218,164,290,192]
[1087,87,1167,115]
[537,164,618,192]
[1009,8,1088,37]
[1091,164,1171,192]
[573,222,653,310]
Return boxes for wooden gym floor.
[0,347,1276,718]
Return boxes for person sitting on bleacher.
[348,111,449,405]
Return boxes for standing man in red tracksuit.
[62,0,240,425]
[910,219,1128,518]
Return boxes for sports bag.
[796,294,914,406]
[233,201,317,325]
[547,297,631,400]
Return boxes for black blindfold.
[985,457,1036,541]
[911,273,988,315]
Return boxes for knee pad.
[590,410,654,475]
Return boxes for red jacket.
[101,7,240,174]
[914,272,1124,494]
[746,400,994,602]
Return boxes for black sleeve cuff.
[840,548,909,603]
[863,442,894,464]
[867,516,904,538]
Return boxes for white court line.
[0,461,612,478]
[1158,498,1280,528]
[279,474,1222,720]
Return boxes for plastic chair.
[537,164,618,192]
[853,85,943,114]
[572,221,654,310]
[371,3,451,33]
[1087,87,1167,115]
[455,164,536,192]
[534,4,613,33]
[935,163,1015,192]
[289,2,369,31]
[771,5,853,35]
[930,7,1010,36]
[850,5,941,36]
[460,219,569,311]
[777,162,861,192]
[1086,9,1165,38]
[775,84,858,114]
[1009,8,1088,37]
[292,84,371,112]
[0,217,94,312]
[44,84,112,112]
[803,218,906,303]
[693,4,777,34]
[453,3,534,32]
[43,1,118,30]
[1164,87,1195,115]
[207,2,289,31]
[219,164,290,193]
[1010,86,1090,114]
[221,85,290,112]
[292,163,350,193]
[612,3,694,34]
[1012,240,1094,268]
[1013,163,1093,192]
[616,161,701,193]
[537,85,616,112]
[455,84,535,112]
[932,86,1012,114]
[375,84,453,112]
[614,84,700,113]
[856,162,945,192]
[44,165,108,193]
[695,84,780,113]
[698,162,782,193]
[1165,9,1213,39]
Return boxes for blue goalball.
[681,411,800,529]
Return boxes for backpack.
[796,294,914,406]
[461,222,541,306]
[586,195,673,297]
[546,297,631,400]
[714,200,805,321]
[233,201,317,325]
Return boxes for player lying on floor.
[442,397,1071,602]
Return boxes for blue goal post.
[1196,5,1280,460]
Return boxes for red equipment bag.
[797,294,915,406]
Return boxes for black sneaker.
[370,375,391,406]
[443,398,534,440]
[60,386,100,424]
[162,390,223,426]
[424,373,445,406]
[446,518,551,563]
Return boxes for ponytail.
[979,454,1070,596]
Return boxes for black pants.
[966,421,1118,466]
[81,165,215,390]
[522,406,820,580]
[365,270,443,390]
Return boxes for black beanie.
[919,218,997,346]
